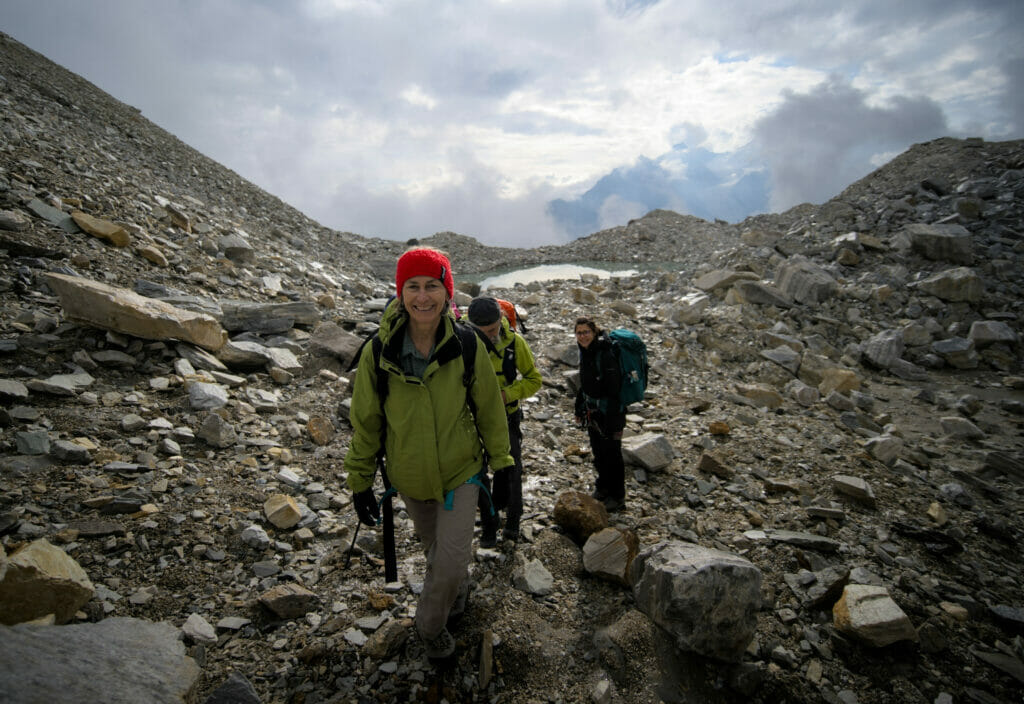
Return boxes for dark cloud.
[547,147,770,236]
[751,76,947,211]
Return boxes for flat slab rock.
[0,616,200,703]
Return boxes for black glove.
[491,468,510,511]
[353,488,379,527]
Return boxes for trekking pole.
[343,519,361,569]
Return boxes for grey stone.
[621,432,674,471]
[900,223,973,264]
[0,617,199,703]
[309,322,366,367]
[631,541,761,662]
[203,671,262,704]
[582,527,639,586]
[762,345,801,374]
[0,378,29,403]
[913,267,984,302]
[730,280,793,308]
[861,329,904,369]
[50,439,92,464]
[664,292,710,325]
[931,337,979,369]
[220,300,319,333]
[182,612,218,645]
[832,475,877,508]
[189,382,229,410]
[694,269,760,293]
[25,372,95,396]
[198,413,238,448]
[767,530,841,553]
[218,232,255,263]
[939,416,985,440]
[775,256,838,304]
[968,320,1018,347]
[15,430,50,455]
[513,557,555,596]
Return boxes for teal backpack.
[607,328,649,410]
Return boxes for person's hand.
[353,488,379,526]
[491,468,510,510]
[612,431,623,440]
[575,415,584,429]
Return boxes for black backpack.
[472,327,518,386]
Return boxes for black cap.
[467,297,501,326]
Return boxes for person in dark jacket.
[573,316,626,511]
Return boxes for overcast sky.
[5,1,1022,247]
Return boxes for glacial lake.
[473,263,642,290]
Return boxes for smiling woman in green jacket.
[343,247,512,662]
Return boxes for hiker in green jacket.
[344,247,513,662]
[467,296,543,546]
[574,316,627,511]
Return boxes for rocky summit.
[1,30,1023,704]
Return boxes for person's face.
[575,324,594,349]
[402,276,447,324]
[476,320,502,344]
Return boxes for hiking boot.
[422,627,456,660]
[502,518,520,543]
[603,496,625,512]
[448,580,469,625]
[479,525,497,549]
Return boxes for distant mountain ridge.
[2,29,1022,282]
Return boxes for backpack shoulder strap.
[470,324,499,356]
[345,333,374,373]
[453,322,479,418]
[501,331,517,384]
[453,322,477,389]
[366,335,388,402]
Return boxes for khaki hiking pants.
[402,481,477,640]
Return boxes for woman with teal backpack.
[573,316,627,511]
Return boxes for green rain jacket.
[482,317,543,415]
[344,301,514,502]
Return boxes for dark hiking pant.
[588,412,625,501]
[479,410,523,533]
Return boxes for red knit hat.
[395,248,455,300]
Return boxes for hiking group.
[342,246,646,662]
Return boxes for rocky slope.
[2,31,1024,704]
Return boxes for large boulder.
[45,273,227,352]
[630,541,761,662]
[0,617,200,703]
